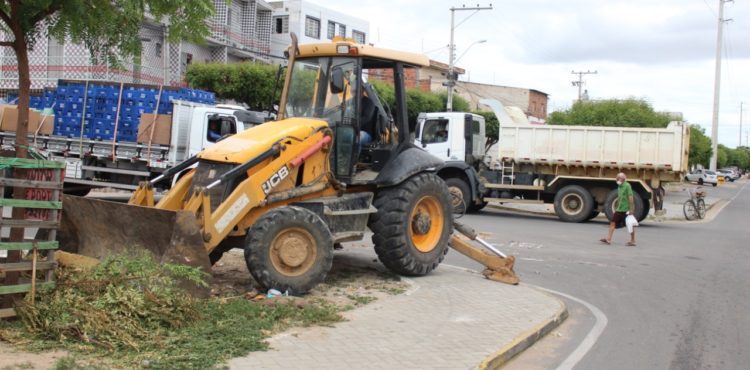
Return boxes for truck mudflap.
[58,196,211,272]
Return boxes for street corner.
[476,286,568,370]
[229,262,567,370]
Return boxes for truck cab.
[416,112,487,212]
[416,112,485,164]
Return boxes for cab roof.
[295,36,430,68]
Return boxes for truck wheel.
[586,210,600,221]
[554,185,594,222]
[444,177,470,214]
[245,206,333,295]
[637,199,650,222]
[603,189,645,222]
[369,173,452,276]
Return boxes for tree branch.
[0,8,11,29]
[0,40,13,47]
[29,2,61,26]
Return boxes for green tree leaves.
[185,62,281,110]
[547,99,672,128]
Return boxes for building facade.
[453,81,548,122]
[268,0,369,60]
[0,0,273,94]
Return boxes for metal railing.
[0,56,170,87]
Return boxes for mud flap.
[58,196,211,273]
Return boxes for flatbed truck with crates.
[417,99,690,223]
[0,80,264,194]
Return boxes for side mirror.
[330,67,345,94]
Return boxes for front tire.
[245,206,334,295]
[554,185,594,222]
[604,189,645,222]
[369,173,452,276]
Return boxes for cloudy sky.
[319,0,750,147]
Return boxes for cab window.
[421,119,449,144]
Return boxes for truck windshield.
[285,57,358,122]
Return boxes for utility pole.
[571,70,597,101]
[710,0,732,170]
[740,102,744,147]
[446,4,492,112]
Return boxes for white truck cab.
[416,112,485,164]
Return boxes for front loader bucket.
[58,196,211,272]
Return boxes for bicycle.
[683,187,706,220]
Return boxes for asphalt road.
[446,179,750,370]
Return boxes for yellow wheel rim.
[270,227,317,277]
[409,195,444,253]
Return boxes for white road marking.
[534,286,609,370]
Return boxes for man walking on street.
[600,172,637,246]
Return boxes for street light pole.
[446,4,492,112]
[710,0,731,171]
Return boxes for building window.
[274,16,289,34]
[327,21,336,39]
[227,8,232,26]
[305,16,320,39]
[352,30,366,44]
[339,24,346,37]
[155,42,162,58]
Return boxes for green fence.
[0,157,64,319]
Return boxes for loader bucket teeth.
[58,196,211,272]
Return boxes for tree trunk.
[2,14,31,309]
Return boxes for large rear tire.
[369,173,452,276]
[553,185,594,222]
[245,206,333,295]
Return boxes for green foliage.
[436,91,470,113]
[728,147,750,169]
[1,253,342,369]
[688,125,713,168]
[185,62,281,110]
[547,99,673,128]
[473,111,499,151]
[717,144,730,169]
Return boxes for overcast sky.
[318,0,750,148]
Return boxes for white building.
[0,0,273,93]
[268,0,369,60]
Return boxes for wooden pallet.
[0,157,64,319]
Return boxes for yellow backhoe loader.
[59,34,517,294]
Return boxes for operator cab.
[280,36,428,185]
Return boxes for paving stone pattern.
[229,252,562,370]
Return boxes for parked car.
[685,169,718,186]
[719,168,740,181]
[717,169,736,182]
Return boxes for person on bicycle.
[601,172,637,246]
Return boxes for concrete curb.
[476,288,569,370]
[440,264,569,370]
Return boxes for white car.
[719,168,740,181]
[717,169,736,182]
[685,169,718,186]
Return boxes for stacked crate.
[52,81,87,138]
[43,80,215,142]
[84,82,120,140]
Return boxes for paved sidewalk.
[229,250,566,370]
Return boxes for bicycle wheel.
[683,200,697,220]
[696,199,706,219]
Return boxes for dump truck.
[419,99,690,222]
[59,35,464,295]
[1,88,265,194]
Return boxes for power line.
[571,70,597,101]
